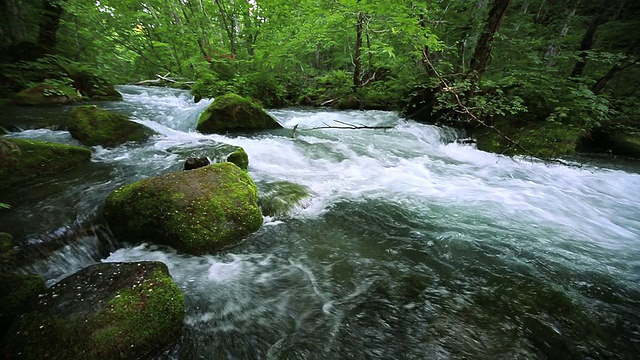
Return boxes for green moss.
[258,181,311,217]
[3,262,184,359]
[227,147,249,171]
[0,274,46,337]
[104,162,263,255]
[68,105,154,147]
[476,118,584,159]
[91,270,184,356]
[0,232,15,270]
[13,83,82,106]
[0,138,91,188]
[196,93,282,134]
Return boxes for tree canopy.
[1,0,639,158]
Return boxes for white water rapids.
[3,85,639,359]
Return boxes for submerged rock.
[2,261,184,360]
[258,181,312,217]
[12,83,82,106]
[68,105,154,147]
[226,147,249,171]
[184,156,210,170]
[0,274,46,338]
[0,232,16,271]
[0,138,92,188]
[103,162,263,255]
[196,93,282,134]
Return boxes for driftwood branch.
[422,52,578,167]
[290,121,393,138]
[134,74,195,86]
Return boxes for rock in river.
[68,105,154,147]
[2,261,184,360]
[103,162,263,255]
[196,93,282,134]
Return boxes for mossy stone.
[258,181,312,217]
[196,93,282,134]
[476,118,583,158]
[2,261,184,360]
[0,232,16,271]
[0,273,46,338]
[103,162,263,255]
[0,138,91,188]
[68,105,154,147]
[227,147,249,171]
[12,83,82,106]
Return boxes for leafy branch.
[422,52,578,167]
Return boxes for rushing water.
[2,85,639,359]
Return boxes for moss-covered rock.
[0,138,91,188]
[70,73,123,101]
[196,93,282,134]
[68,105,154,147]
[2,261,184,360]
[579,127,640,159]
[258,181,312,217]
[0,274,46,338]
[13,83,82,106]
[103,162,263,255]
[0,232,16,271]
[476,118,584,159]
[226,147,249,171]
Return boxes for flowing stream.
[2,85,639,359]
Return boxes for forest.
[1,0,640,158]
[2,1,640,358]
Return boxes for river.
[1,85,639,359]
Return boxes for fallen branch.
[422,51,578,167]
[290,120,393,138]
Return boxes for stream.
[1,85,639,359]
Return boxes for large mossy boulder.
[13,83,82,106]
[196,93,282,134]
[0,274,46,338]
[103,162,263,255]
[0,138,91,188]
[2,261,184,360]
[68,105,154,147]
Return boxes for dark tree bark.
[591,38,640,95]
[570,0,617,78]
[38,0,63,52]
[419,14,437,77]
[570,15,603,78]
[214,0,236,56]
[353,10,364,88]
[469,0,511,79]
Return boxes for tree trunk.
[353,10,364,87]
[214,0,236,56]
[591,38,640,95]
[38,0,63,53]
[419,14,437,77]
[570,15,602,77]
[469,0,511,79]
